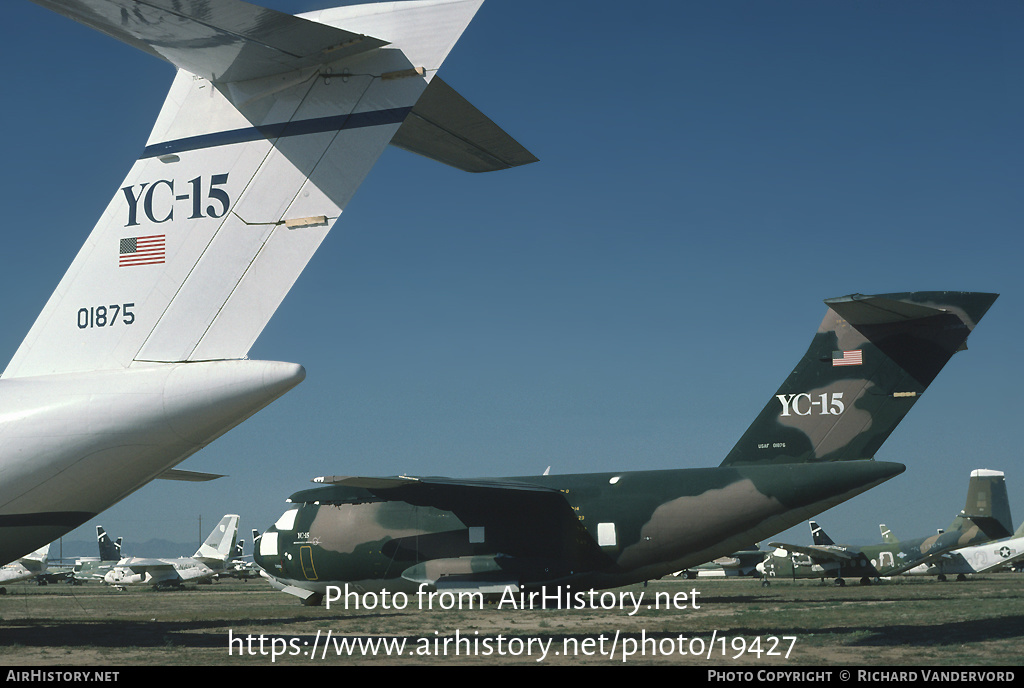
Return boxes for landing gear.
[859,576,872,586]
[834,577,846,587]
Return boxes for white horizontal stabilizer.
[29,0,389,82]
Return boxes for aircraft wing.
[768,543,859,564]
[974,544,1024,574]
[110,557,184,585]
[115,557,178,571]
[303,475,608,571]
[29,0,388,83]
[885,552,948,576]
[157,469,226,482]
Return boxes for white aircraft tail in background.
[104,514,241,588]
[0,0,535,565]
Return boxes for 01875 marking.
[77,303,135,329]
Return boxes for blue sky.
[2,0,1022,555]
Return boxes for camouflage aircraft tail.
[947,469,1012,541]
[721,292,997,466]
[879,524,898,544]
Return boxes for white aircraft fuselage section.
[0,361,303,562]
[0,0,491,565]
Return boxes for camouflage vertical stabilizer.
[879,524,899,544]
[721,291,997,466]
[947,469,1012,541]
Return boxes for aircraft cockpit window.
[275,508,299,531]
[259,532,279,557]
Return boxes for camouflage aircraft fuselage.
[256,461,902,595]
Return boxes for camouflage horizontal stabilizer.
[721,291,997,466]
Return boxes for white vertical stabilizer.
[1,1,530,566]
[6,0,484,378]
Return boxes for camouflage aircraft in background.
[896,518,1024,581]
[758,469,1012,586]
[104,515,239,589]
[254,291,997,605]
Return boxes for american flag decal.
[119,235,165,267]
[832,350,863,366]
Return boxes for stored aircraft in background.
[219,530,262,581]
[758,469,1012,586]
[0,545,50,594]
[0,0,534,566]
[896,519,1024,580]
[104,515,240,589]
[254,291,997,605]
[675,545,766,579]
[72,526,124,583]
